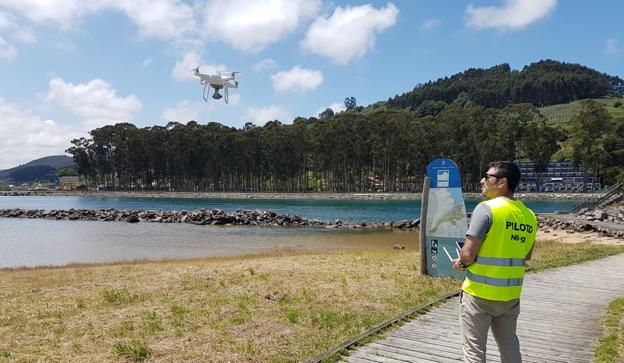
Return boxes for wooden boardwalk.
[343,253,624,362]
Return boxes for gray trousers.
[460,291,522,363]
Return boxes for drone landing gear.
[202,84,209,102]
[201,84,228,104]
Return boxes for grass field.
[595,298,624,363]
[1,240,623,362]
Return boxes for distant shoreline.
[0,190,591,200]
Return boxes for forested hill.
[0,155,73,181]
[64,60,624,193]
[385,60,623,112]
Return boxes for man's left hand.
[452,259,464,271]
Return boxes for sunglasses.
[483,173,502,180]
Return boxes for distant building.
[518,161,600,192]
[58,176,87,191]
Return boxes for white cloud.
[0,98,82,169]
[162,100,201,122]
[245,105,290,126]
[466,0,556,31]
[422,19,440,30]
[115,1,196,40]
[12,29,36,43]
[302,3,399,64]
[0,36,17,59]
[253,58,278,72]
[328,102,346,113]
[314,102,346,117]
[0,0,103,30]
[271,66,323,93]
[161,95,241,123]
[171,51,227,81]
[1,0,195,39]
[606,38,618,55]
[201,0,321,52]
[142,57,152,67]
[0,10,17,29]
[45,77,142,130]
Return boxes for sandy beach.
[537,229,624,245]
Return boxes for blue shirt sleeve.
[467,202,492,240]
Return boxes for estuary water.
[0,196,575,222]
[0,196,575,268]
[0,219,419,268]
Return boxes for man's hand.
[452,259,464,271]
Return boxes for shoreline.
[0,190,592,200]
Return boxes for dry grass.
[0,249,458,362]
[1,238,623,362]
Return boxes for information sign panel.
[422,159,468,279]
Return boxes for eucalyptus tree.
[600,118,624,185]
[564,100,613,189]
[66,137,96,185]
[520,120,562,191]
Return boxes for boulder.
[593,210,608,221]
[126,216,140,223]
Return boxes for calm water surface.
[0,218,419,268]
[0,196,575,222]
[0,195,575,268]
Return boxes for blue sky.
[0,0,622,169]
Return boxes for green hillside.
[539,97,624,124]
[599,97,624,119]
[386,60,623,111]
[0,155,74,183]
[538,102,580,124]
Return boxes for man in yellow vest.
[453,161,537,362]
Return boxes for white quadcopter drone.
[192,67,240,104]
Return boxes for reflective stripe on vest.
[462,197,537,301]
[476,256,525,267]
[466,270,523,287]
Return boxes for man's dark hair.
[489,161,521,192]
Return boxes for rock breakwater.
[538,205,624,239]
[0,208,420,230]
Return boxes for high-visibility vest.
[462,197,537,301]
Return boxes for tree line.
[385,60,623,112]
[66,100,621,193]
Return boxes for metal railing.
[572,182,624,212]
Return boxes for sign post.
[420,159,468,279]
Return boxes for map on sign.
[422,159,468,279]
[426,188,467,237]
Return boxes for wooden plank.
[393,329,596,354]
[391,332,592,362]
[343,355,387,363]
[346,351,397,363]
[366,342,459,363]
[372,337,462,359]
[339,253,624,363]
